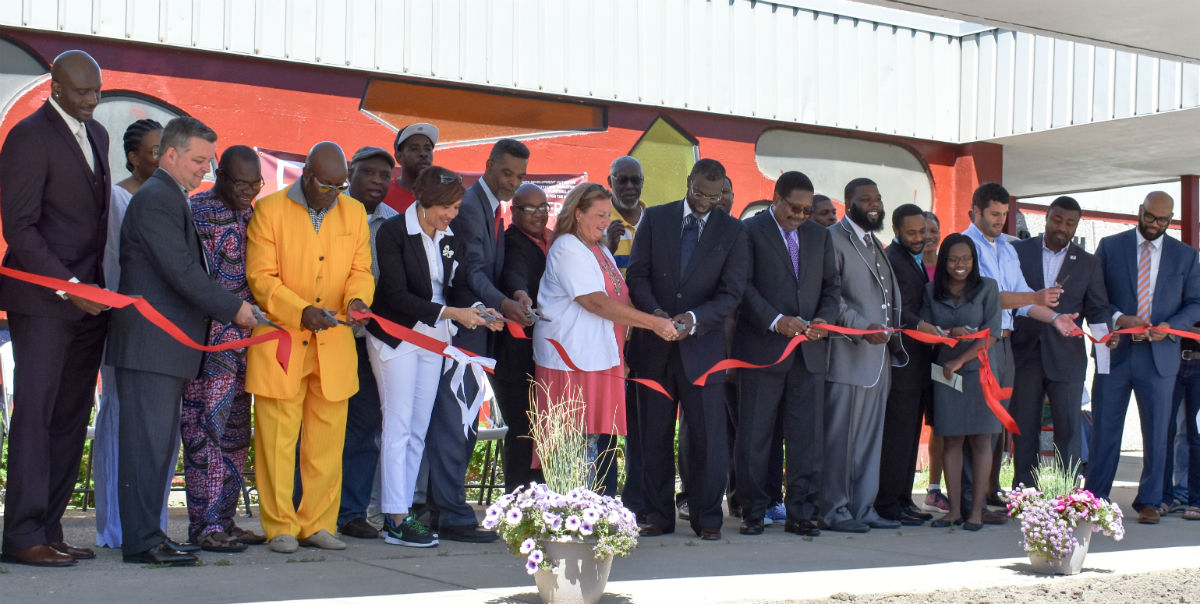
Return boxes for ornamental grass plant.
[1007,451,1124,561]
[483,381,639,574]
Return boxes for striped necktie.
[1136,240,1153,323]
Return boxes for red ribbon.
[349,309,494,374]
[0,266,292,371]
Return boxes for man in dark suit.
[0,50,112,567]
[875,204,936,526]
[106,117,257,565]
[427,139,533,542]
[494,183,550,491]
[1011,196,1110,490]
[1091,191,1200,524]
[733,171,837,537]
[626,159,749,540]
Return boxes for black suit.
[0,101,110,555]
[106,169,244,555]
[626,200,749,534]
[1010,236,1110,488]
[493,225,548,491]
[732,211,839,523]
[875,242,932,517]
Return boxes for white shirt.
[533,234,621,371]
[103,186,133,292]
[479,177,501,215]
[374,204,458,361]
[49,96,94,172]
[1113,229,1164,323]
[1041,238,1070,291]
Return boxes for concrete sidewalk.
[1,454,1195,604]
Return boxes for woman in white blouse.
[365,166,502,547]
[532,183,677,494]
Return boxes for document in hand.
[931,363,963,392]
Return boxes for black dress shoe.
[902,505,933,521]
[739,520,764,535]
[898,513,926,526]
[962,521,984,532]
[699,528,721,541]
[338,517,381,539]
[438,524,498,543]
[866,517,901,529]
[165,538,200,553]
[637,523,666,537]
[123,543,199,566]
[825,519,870,533]
[784,520,820,537]
[1,544,76,567]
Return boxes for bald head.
[1139,190,1175,242]
[301,142,348,211]
[50,50,102,122]
[512,183,549,238]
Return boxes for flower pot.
[533,539,613,604]
[1027,521,1093,575]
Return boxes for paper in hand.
[931,363,964,392]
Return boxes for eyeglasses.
[689,184,723,204]
[315,179,349,194]
[614,175,643,186]
[1142,210,1172,226]
[515,204,550,215]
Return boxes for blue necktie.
[680,213,699,276]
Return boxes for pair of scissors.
[318,308,357,328]
[252,306,285,331]
[525,308,552,324]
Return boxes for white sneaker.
[300,529,347,550]
[268,534,299,553]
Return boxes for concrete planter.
[1027,521,1093,575]
[533,539,613,604]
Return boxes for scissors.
[252,306,285,331]
[479,309,513,323]
[524,308,552,325]
[318,308,357,328]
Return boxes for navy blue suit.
[1090,229,1200,509]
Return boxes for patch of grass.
[213,559,233,566]
[437,550,452,557]
[0,565,9,574]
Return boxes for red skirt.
[530,365,627,468]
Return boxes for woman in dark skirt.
[919,233,1002,531]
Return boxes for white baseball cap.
[394,122,439,151]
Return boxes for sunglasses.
[515,204,550,215]
[315,179,349,194]
[614,175,643,186]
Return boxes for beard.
[849,202,886,232]
[1138,223,1166,242]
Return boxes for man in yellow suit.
[246,142,375,553]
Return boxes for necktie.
[76,124,95,172]
[785,229,800,278]
[493,203,504,241]
[1137,240,1153,322]
[863,233,873,248]
[680,213,699,276]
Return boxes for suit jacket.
[1096,228,1200,377]
[733,210,839,375]
[626,199,749,381]
[827,218,906,388]
[245,184,375,401]
[106,170,243,379]
[494,224,548,383]
[366,209,474,348]
[1012,236,1111,383]
[885,241,931,390]
[449,180,506,355]
[0,101,110,318]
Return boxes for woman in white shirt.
[533,183,677,495]
[365,166,501,547]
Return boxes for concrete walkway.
[1,454,1195,604]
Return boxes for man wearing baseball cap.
[381,122,437,213]
[337,146,400,539]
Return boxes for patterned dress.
[181,190,254,540]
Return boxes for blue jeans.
[1164,358,1200,506]
[337,338,381,526]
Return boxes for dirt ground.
[796,568,1200,604]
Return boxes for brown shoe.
[698,528,722,541]
[1138,506,1161,524]
[48,541,95,560]
[981,509,1009,525]
[1,544,77,567]
[227,524,267,545]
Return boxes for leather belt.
[1183,350,1200,361]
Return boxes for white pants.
[367,334,443,514]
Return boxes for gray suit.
[106,169,243,554]
[822,217,906,526]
